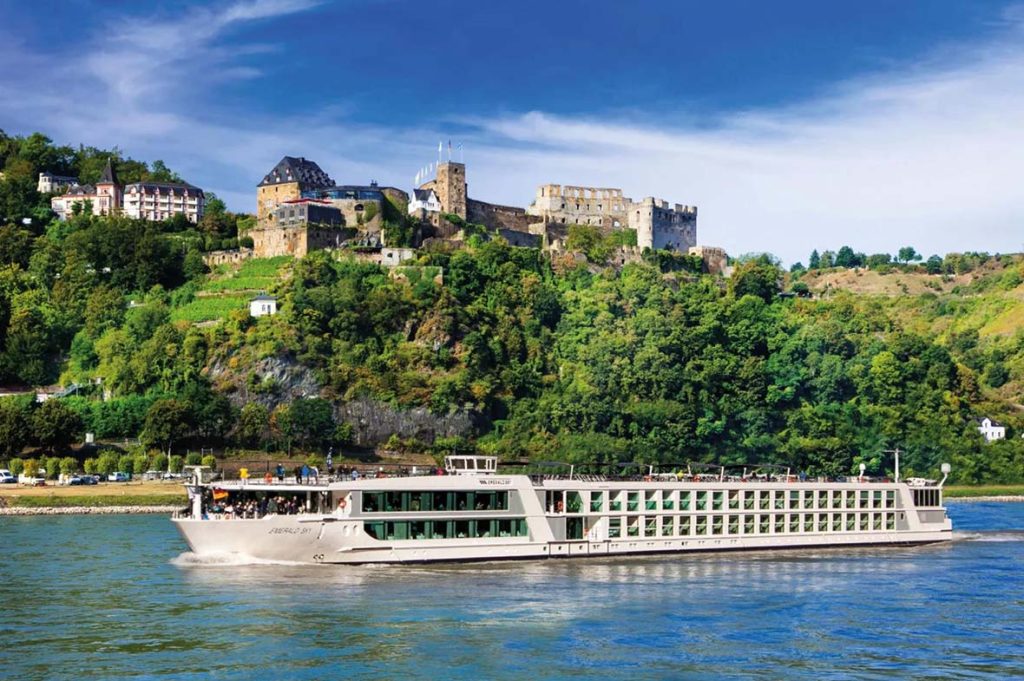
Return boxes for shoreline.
[0,505,181,516]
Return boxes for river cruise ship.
[172,456,953,564]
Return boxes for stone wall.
[257,181,300,224]
[466,198,531,233]
[433,162,467,218]
[203,248,254,267]
[526,184,629,228]
[631,198,697,251]
[688,245,728,275]
[336,397,480,447]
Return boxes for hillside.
[1,131,1023,484]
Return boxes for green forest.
[2,130,1023,484]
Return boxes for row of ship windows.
[363,518,528,541]
[565,489,898,513]
[361,491,510,513]
[605,512,899,538]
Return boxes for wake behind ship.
[172,456,953,564]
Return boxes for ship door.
[567,517,585,540]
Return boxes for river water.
[1,502,1022,680]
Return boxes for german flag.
[212,488,229,501]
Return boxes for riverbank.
[0,505,181,515]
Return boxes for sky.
[1,0,1022,264]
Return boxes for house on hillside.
[249,294,278,317]
[976,417,1006,442]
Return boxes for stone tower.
[434,162,467,219]
[256,156,333,224]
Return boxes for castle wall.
[630,198,697,251]
[257,182,301,224]
[526,184,628,229]
[466,198,531,233]
[688,245,728,275]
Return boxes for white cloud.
[2,2,1024,263]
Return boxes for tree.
[835,246,857,268]
[59,456,78,476]
[142,399,191,455]
[897,246,921,264]
[729,260,781,303]
[0,398,30,458]
[236,402,269,448]
[808,250,821,269]
[32,399,84,452]
[288,397,335,451]
[925,255,943,275]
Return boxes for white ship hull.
[173,471,953,565]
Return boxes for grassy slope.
[170,256,293,322]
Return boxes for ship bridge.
[444,455,498,476]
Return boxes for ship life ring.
[264,472,273,484]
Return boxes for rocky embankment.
[0,505,181,516]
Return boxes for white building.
[408,188,441,214]
[38,172,79,194]
[50,158,205,223]
[123,182,205,223]
[977,417,1006,442]
[249,294,278,317]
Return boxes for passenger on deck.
[301,465,310,484]
[276,464,285,482]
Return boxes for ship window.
[662,494,675,510]
[859,514,869,531]
[432,522,449,539]
[728,515,739,535]
[590,492,604,512]
[610,497,622,512]
[696,491,707,511]
[789,515,800,533]
[662,516,675,536]
[409,492,427,511]
[566,492,582,513]
[712,516,724,535]
[696,516,708,535]
[846,514,855,531]
[410,521,427,539]
[873,491,882,508]
[728,491,739,509]
[386,521,408,540]
[744,515,755,534]
[362,493,383,512]
[774,493,785,510]
[627,518,639,537]
[743,492,754,510]
[873,513,882,530]
[712,492,724,511]
[609,517,621,538]
[679,516,691,535]
[817,491,829,508]
[455,492,472,511]
[886,514,895,530]
[432,492,448,511]
[627,492,639,512]
[886,490,895,507]
[789,491,800,509]
[474,520,492,538]
[845,492,855,509]
[364,522,384,539]
[803,493,813,509]
[818,515,828,532]
[645,518,657,536]
[803,515,814,532]
[759,492,769,510]
[455,520,470,538]
[832,515,842,531]
[860,491,870,509]
[759,515,770,534]
[645,491,658,511]
[831,492,842,509]
[679,491,691,510]
[774,515,785,533]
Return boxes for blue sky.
[1,0,1022,263]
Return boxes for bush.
[83,458,97,474]
[133,453,150,475]
[168,455,184,473]
[118,455,134,474]
[22,458,40,479]
[201,454,216,470]
[185,452,202,466]
[44,456,61,480]
[152,453,168,472]
[9,457,24,475]
[59,457,78,476]
[95,452,119,475]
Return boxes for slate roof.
[413,188,438,201]
[98,157,118,185]
[65,184,97,196]
[258,156,334,189]
[124,181,204,196]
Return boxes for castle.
[247,153,714,266]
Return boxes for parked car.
[0,469,15,484]
[108,472,130,482]
[161,472,182,480]
[142,470,162,481]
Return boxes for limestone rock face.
[336,398,480,447]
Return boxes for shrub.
[169,455,184,473]
[185,452,202,466]
[83,458,97,474]
[201,454,217,470]
[118,455,134,474]
[59,457,78,476]
[9,457,24,476]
